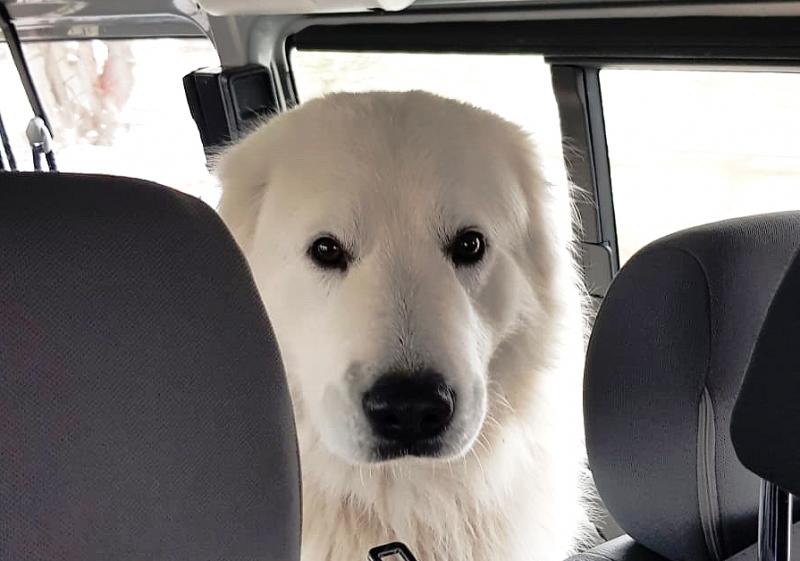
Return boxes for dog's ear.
[214,126,274,254]
[513,131,588,337]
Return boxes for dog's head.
[217,91,573,465]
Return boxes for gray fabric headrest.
[0,173,300,561]
[732,245,800,495]
[585,212,800,561]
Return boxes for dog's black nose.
[363,372,456,444]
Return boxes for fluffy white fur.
[216,91,591,561]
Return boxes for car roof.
[4,0,800,37]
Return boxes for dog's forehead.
[266,92,531,230]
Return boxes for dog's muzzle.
[362,371,456,461]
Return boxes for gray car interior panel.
[577,212,800,561]
[0,172,301,561]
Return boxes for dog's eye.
[309,236,349,271]
[448,230,486,267]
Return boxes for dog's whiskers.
[490,389,516,414]
[483,413,503,430]
[470,448,487,483]
[475,434,492,457]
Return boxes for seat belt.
[369,542,419,561]
[0,3,57,171]
[26,117,56,171]
[0,111,16,171]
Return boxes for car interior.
[1,1,799,561]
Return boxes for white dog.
[217,91,591,561]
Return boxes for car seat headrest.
[0,173,300,561]
[732,244,800,496]
[584,212,800,561]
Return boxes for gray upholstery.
[0,173,301,561]
[570,531,800,561]
[582,213,800,561]
[732,245,800,495]
[567,535,669,561]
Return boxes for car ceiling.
[3,0,800,67]
[4,0,800,22]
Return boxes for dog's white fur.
[217,91,590,561]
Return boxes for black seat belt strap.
[0,3,57,171]
[0,111,16,171]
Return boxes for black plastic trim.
[183,65,280,160]
[292,17,800,63]
[552,65,618,295]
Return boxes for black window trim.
[290,17,800,63]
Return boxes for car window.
[0,38,220,205]
[602,68,800,263]
[0,42,30,171]
[290,50,569,189]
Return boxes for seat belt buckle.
[368,541,419,561]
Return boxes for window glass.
[291,50,568,188]
[0,38,220,205]
[602,68,800,262]
[0,43,31,172]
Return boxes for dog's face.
[218,92,560,465]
